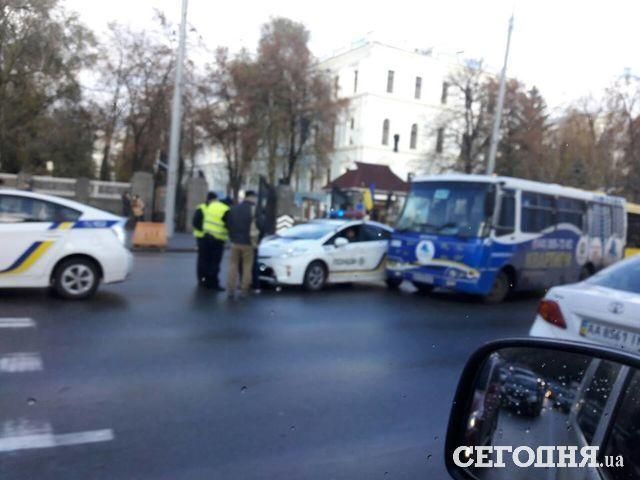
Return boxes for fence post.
[185,177,208,233]
[75,177,90,204]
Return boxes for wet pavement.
[0,252,539,479]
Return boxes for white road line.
[0,318,35,329]
[0,429,114,452]
[0,352,43,373]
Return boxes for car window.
[576,360,622,445]
[361,224,390,241]
[326,225,361,244]
[604,370,640,479]
[279,222,337,240]
[0,195,81,223]
[586,257,640,295]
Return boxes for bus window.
[521,192,555,233]
[612,205,625,237]
[557,197,585,230]
[495,190,515,236]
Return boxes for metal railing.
[89,180,131,200]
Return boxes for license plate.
[580,319,640,351]
[412,273,434,284]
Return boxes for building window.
[393,134,400,152]
[410,124,418,149]
[415,76,422,99]
[441,81,449,104]
[350,118,355,130]
[353,70,358,93]
[382,119,390,145]
[386,70,395,93]
[436,128,444,153]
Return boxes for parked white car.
[530,255,640,352]
[0,189,133,299]
[258,219,392,290]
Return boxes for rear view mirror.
[484,188,496,217]
[445,339,640,479]
[334,237,349,248]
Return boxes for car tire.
[52,258,100,300]
[483,271,510,304]
[412,281,434,294]
[385,277,402,290]
[303,261,327,292]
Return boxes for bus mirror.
[484,193,496,218]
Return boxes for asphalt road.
[0,252,539,480]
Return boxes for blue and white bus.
[386,174,626,303]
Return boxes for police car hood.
[258,237,318,257]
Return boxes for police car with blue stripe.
[0,189,133,299]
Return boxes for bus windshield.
[395,181,491,237]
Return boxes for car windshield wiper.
[416,222,439,232]
[436,222,458,232]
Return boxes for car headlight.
[112,223,126,245]
[280,247,309,258]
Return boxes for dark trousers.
[201,235,225,288]
[196,237,206,284]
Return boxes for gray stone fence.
[0,172,132,215]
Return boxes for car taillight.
[537,299,566,329]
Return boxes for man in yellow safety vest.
[192,192,217,286]
[201,193,230,290]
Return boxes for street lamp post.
[164,0,189,237]
[486,14,514,175]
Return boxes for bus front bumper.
[386,261,491,295]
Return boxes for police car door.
[325,225,364,278]
[358,224,390,278]
[0,194,76,285]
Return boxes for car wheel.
[385,277,402,290]
[303,261,327,292]
[412,281,434,294]
[483,271,510,304]
[52,258,100,300]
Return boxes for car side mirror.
[334,237,349,248]
[445,339,638,479]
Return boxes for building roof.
[324,162,408,192]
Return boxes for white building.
[195,39,459,195]
[320,40,458,185]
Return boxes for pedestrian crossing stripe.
[0,241,54,275]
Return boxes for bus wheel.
[412,282,434,294]
[483,271,510,304]
[385,277,402,290]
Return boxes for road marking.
[0,352,43,372]
[0,420,114,452]
[0,318,35,329]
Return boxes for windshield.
[278,222,338,240]
[395,181,491,237]
[586,257,640,294]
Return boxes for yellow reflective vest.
[203,200,230,241]
[193,203,207,239]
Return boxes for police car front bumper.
[258,257,307,285]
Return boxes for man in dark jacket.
[192,192,218,287]
[225,190,259,299]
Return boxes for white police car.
[0,189,133,299]
[258,219,392,291]
[530,254,640,351]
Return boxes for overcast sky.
[64,0,639,110]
